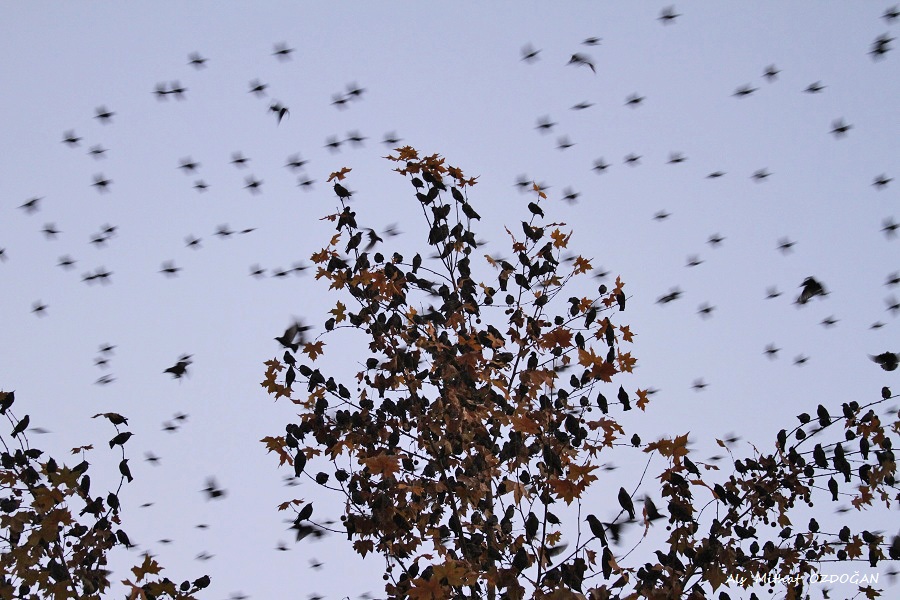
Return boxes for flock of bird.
[2,5,899,600]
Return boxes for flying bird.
[733,84,758,97]
[830,118,852,138]
[762,64,780,81]
[188,52,208,68]
[164,354,193,379]
[567,53,595,73]
[871,352,898,371]
[272,42,295,60]
[520,44,541,62]
[269,102,289,124]
[804,81,825,93]
[248,79,268,96]
[659,6,680,24]
[94,106,115,123]
[796,277,827,305]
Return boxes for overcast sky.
[1,3,898,599]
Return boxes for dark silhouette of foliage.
[262,148,899,600]
[1,391,207,600]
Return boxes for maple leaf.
[616,351,637,373]
[550,476,581,504]
[131,553,162,583]
[327,167,352,182]
[260,436,291,466]
[619,325,634,342]
[635,388,650,411]
[550,228,571,249]
[302,341,325,361]
[330,301,347,323]
[408,576,447,600]
[572,255,592,274]
[353,539,374,558]
[541,327,573,349]
[70,444,93,454]
[363,454,401,478]
[509,415,540,435]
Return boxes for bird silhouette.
[796,277,827,305]
[269,102,289,124]
[164,354,192,378]
[187,52,208,68]
[520,43,541,62]
[567,53,595,73]
[659,6,680,24]
[272,42,295,60]
[248,79,268,96]
[804,81,825,93]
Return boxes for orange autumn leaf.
[327,167,352,182]
[363,454,401,478]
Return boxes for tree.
[0,391,208,600]
[261,148,899,599]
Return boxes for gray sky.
[1,3,898,599]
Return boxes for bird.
[187,52,208,68]
[592,159,610,173]
[571,101,594,110]
[244,176,263,193]
[19,196,41,213]
[881,218,898,238]
[706,171,726,178]
[697,303,715,318]
[804,81,825,93]
[691,378,708,391]
[707,234,725,247]
[93,107,115,124]
[618,487,636,519]
[653,210,670,221]
[164,355,192,378]
[41,223,60,239]
[830,118,852,138]
[870,33,894,59]
[685,255,703,267]
[62,130,81,146]
[535,116,556,133]
[873,174,893,189]
[159,261,181,277]
[248,79,268,96]
[269,102,289,125]
[272,42,295,60]
[567,53,595,73]
[777,237,796,254]
[763,343,780,359]
[751,168,771,181]
[796,277,827,305]
[382,132,402,146]
[658,6,680,24]
[556,136,574,150]
[284,154,308,170]
[344,130,366,147]
[31,301,47,316]
[625,93,645,107]
[334,183,353,200]
[624,153,641,166]
[324,136,342,152]
[763,64,780,80]
[586,514,608,547]
[92,174,112,191]
[667,152,686,164]
[733,84,758,97]
[202,477,227,499]
[521,44,541,62]
[345,82,366,99]
[108,431,133,449]
[119,459,133,482]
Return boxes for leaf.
[619,325,634,343]
[572,255,592,274]
[327,167,352,182]
[363,454,401,479]
[303,341,325,361]
[330,302,347,323]
[131,553,162,583]
[550,228,571,249]
[353,539,374,558]
[635,388,650,411]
